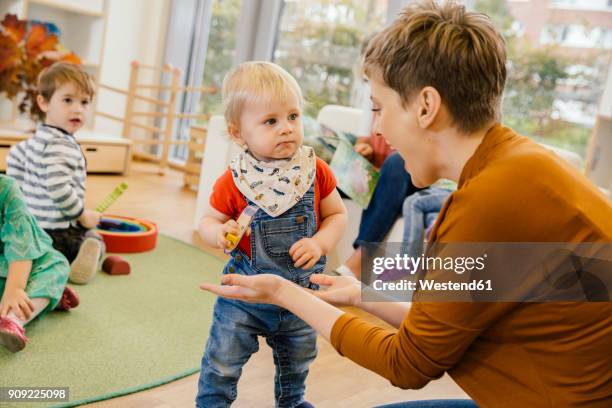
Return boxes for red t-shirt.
[210,157,337,258]
[357,133,395,169]
[357,112,396,168]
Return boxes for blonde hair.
[38,62,95,101]
[222,61,303,126]
[363,0,507,133]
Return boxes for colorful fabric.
[0,175,69,314]
[7,124,86,229]
[229,146,316,217]
[210,157,337,258]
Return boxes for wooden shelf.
[81,60,101,68]
[28,0,104,17]
[0,129,132,174]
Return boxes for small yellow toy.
[225,205,258,253]
[95,182,128,213]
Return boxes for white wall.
[94,0,170,137]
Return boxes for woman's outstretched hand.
[200,273,287,305]
[200,273,363,309]
[308,274,361,307]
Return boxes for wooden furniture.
[183,125,207,190]
[96,61,216,175]
[0,131,23,171]
[0,128,132,174]
[0,0,108,128]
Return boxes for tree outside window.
[476,0,610,159]
[197,0,242,121]
[273,0,388,118]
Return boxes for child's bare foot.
[70,238,102,284]
[0,317,28,353]
[55,286,80,311]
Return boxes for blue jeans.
[196,296,317,408]
[401,187,451,257]
[376,400,477,408]
[354,152,422,248]
[196,184,324,408]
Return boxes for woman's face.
[369,74,440,188]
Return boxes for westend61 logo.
[362,242,612,302]
[372,253,487,275]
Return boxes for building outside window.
[480,0,611,160]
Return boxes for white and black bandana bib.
[229,146,316,217]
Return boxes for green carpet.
[0,235,225,408]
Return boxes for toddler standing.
[196,61,347,408]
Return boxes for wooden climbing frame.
[96,61,216,175]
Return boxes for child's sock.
[7,297,50,326]
[70,237,102,284]
[0,298,50,352]
[334,264,355,277]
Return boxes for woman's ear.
[416,86,442,129]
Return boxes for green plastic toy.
[95,182,128,212]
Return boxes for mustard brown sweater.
[331,124,612,407]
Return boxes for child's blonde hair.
[222,61,303,126]
[38,62,95,101]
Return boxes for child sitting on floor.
[7,62,105,285]
[0,175,79,353]
[196,61,347,408]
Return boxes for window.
[273,0,388,118]
[197,0,242,120]
[168,0,242,161]
[476,0,611,160]
[551,0,611,10]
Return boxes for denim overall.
[196,183,325,408]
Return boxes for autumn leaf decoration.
[0,14,81,122]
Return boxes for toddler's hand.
[354,142,373,158]
[289,238,323,269]
[78,210,103,229]
[0,288,34,321]
[218,220,240,250]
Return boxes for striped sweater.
[7,125,86,230]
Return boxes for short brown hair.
[363,0,506,133]
[38,62,95,101]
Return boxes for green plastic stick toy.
[95,182,128,212]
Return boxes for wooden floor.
[83,162,467,408]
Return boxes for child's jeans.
[196,184,324,408]
[401,187,452,257]
[45,225,105,264]
[196,294,317,408]
[353,152,423,248]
